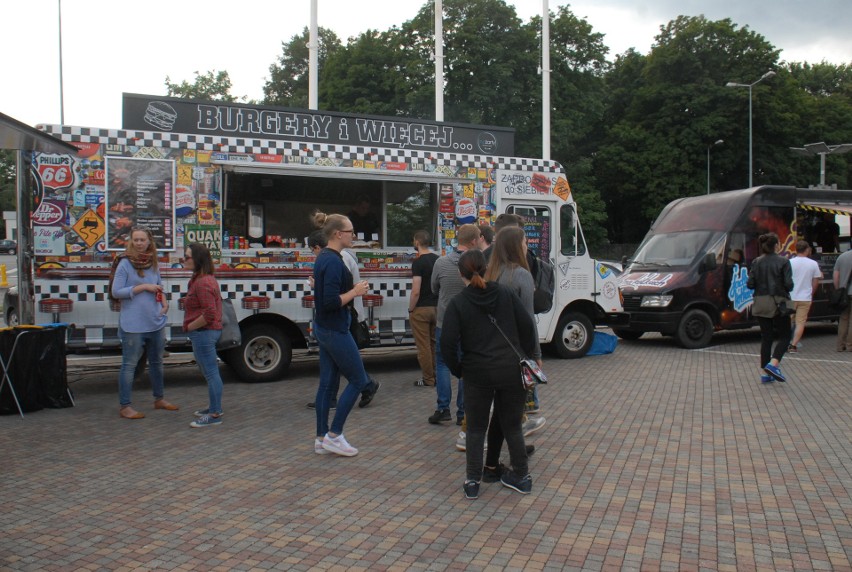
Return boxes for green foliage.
[264,27,342,108]
[165,70,238,102]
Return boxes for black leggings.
[464,380,527,481]
[758,314,792,368]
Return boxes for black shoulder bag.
[487,314,547,390]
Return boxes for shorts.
[793,301,812,325]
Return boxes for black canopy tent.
[0,111,77,153]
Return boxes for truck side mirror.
[701,253,718,273]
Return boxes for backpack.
[532,257,555,314]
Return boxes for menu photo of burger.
[144,101,178,131]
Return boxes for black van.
[615,186,851,348]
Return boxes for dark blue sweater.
[313,248,354,331]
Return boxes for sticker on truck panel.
[619,273,674,290]
[727,263,754,312]
[71,209,105,247]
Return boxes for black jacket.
[747,253,793,297]
[440,282,537,382]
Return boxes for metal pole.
[58,0,65,125]
[308,0,318,109]
[434,0,444,121]
[820,152,826,186]
[707,146,711,195]
[542,0,550,160]
[748,84,753,187]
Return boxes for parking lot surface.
[2,325,851,571]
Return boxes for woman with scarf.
[111,227,176,419]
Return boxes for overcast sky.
[1,0,850,129]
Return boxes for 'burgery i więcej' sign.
[122,93,514,156]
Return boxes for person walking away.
[111,227,176,419]
[409,230,439,387]
[441,250,538,499]
[312,211,378,456]
[788,240,822,352]
[832,247,852,351]
[747,233,794,383]
[183,243,225,427]
[429,224,481,425]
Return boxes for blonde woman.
[110,228,175,419]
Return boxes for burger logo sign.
[144,101,178,131]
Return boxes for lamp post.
[789,142,852,188]
[706,139,724,195]
[726,70,776,187]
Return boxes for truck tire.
[227,324,292,383]
[5,305,17,327]
[552,311,594,359]
[674,309,714,349]
[613,328,644,341]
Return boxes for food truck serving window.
[222,171,434,249]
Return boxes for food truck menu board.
[522,215,551,260]
[105,157,175,250]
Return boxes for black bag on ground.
[349,306,371,349]
[216,299,242,350]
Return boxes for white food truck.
[10,94,624,382]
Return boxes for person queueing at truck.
[788,240,822,353]
[409,230,439,387]
[312,211,378,456]
[111,227,177,420]
[183,243,225,428]
[746,233,794,383]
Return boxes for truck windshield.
[632,231,716,267]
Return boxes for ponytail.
[458,249,487,289]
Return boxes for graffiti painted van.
[615,186,852,348]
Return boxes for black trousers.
[464,377,527,481]
[758,314,792,368]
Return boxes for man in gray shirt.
[833,249,852,351]
[428,224,481,425]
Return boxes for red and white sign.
[36,154,74,190]
[32,200,65,226]
[455,197,477,224]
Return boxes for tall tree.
[165,70,238,101]
[263,27,342,108]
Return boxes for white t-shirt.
[342,249,366,321]
[789,256,822,301]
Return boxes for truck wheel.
[552,311,594,359]
[674,309,714,349]
[613,328,644,341]
[5,305,17,327]
[227,324,292,383]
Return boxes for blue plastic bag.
[587,331,618,356]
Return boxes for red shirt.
[183,274,223,331]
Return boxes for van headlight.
[641,295,673,308]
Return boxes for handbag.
[830,273,851,310]
[349,306,371,349]
[776,298,795,317]
[487,314,548,390]
[216,299,242,350]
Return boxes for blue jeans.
[118,327,166,407]
[435,327,464,417]
[314,322,372,437]
[188,329,223,415]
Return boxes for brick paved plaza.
[2,325,851,571]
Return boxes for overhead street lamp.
[706,139,724,195]
[789,142,852,188]
[726,70,776,188]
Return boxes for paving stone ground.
[1,324,851,571]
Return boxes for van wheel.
[613,328,644,341]
[227,324,292,382]
[5,305,17,327]
[674,309,714,349]
[552,311,594,359]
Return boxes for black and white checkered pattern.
[40,124,562,172]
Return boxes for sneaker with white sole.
[193,408,224,417]
[463,480,480,499]
[322,433,359,456]
[522,416,546,437]
[314,438,330,455]
[190,414,222,428]
[500,469,532,494]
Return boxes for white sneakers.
[314,438,330,455]
[522,416,546,437]
[319,433,359,456]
